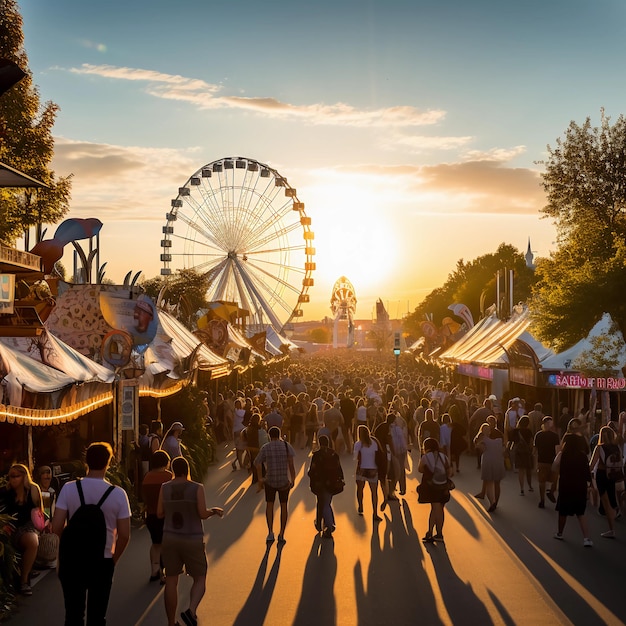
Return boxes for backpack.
[323,450,344,495]
[602,445,624,482]
[58,479,115,577]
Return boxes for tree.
[0,0,71,245]
[404,243,536,338]
[530,111,626,349]
[308,327,331,343]
[142,269,212,329]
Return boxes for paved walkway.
[7,444,626,625]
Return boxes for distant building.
[525,238,535,270]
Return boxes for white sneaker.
[266,532,275,543]
[601,530,615,539]
[553,532,563,540]
[583,538,593,547]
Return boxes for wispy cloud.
[52,137,201,221]
[386,134,474,152]
[307,159,544,216]
[68,63,445,128]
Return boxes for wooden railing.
[0,243,41,271]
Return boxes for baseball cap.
[171,421,184,431]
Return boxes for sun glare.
[306,179,398,299]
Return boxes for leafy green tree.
[0,0,71,245]
[142,269,212,329]
[530,111,626,349]
[308,327,331,343]
[405,243,535,337]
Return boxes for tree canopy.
[530,111,626,350]
[142,269,212,329]
[404,243,536,338]
[0,0,71,244]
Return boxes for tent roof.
[438,311,531,366]
[0,329,114,383]
[0,161,47,188]
[0,341,76,398]
[148,309,230,376]
[539,313,626,371]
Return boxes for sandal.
[181,608,198,626]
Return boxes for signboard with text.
[545,373,626,390]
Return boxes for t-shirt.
[161,435,182,459]
[56,477,130,559]
[141,469,173,515]
[534,430,560,464]
[353,440,378,469]
[422,451,448,484]
[255,439,295,488]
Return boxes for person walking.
[552,434,593,546]
[353,425,382,522]
[589,425,623,538]
[474,423,505,512]
[512,415,534,495]
[141,450,173,584]
[157,456,224,626]
[161,422,185,460]
[254,426,296,545]
[308,434,344,538]
[534,416,560,508]
[418,438,453,543]
[52,442,131,625]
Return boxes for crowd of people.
[1,353,626,624]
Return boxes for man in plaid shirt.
[255,426,296,545]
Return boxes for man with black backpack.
[52,442,131,626]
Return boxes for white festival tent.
[539,313,626,373]
[142,309,230,386]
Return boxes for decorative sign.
[0,274,15,314]
[119,381,137,431]
[457,363,494,380]
[547,374,626,390]
[100,293,157,347]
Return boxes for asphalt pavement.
[6,443,626,626]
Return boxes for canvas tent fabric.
[143,309,230,380]
[0,329,114,383]
[438,311,532,366]
[539,313,626,372]
[0,160,47,188]
[0,341,75,404]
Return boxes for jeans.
[316,490,335,531]
[60,557,115,626]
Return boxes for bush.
[0,514,18,620]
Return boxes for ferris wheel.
[160,157,315,332]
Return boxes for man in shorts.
[157,456,223,626]
[534,416,560,508]
[255,426,296,545]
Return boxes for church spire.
[525,237,535,269]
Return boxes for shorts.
[145,513,165,544]
[161,536,207,577]
[356,468,378,484]
[537,462,556,484]
[264,483,291,503]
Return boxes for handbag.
[36,531,59,564]
[31,508,46,532]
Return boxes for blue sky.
[17,0,626,322]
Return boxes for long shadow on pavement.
[293,536,338,626]
[354,500,443,626]
[424,541,494,626]
[232,543,284,626]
